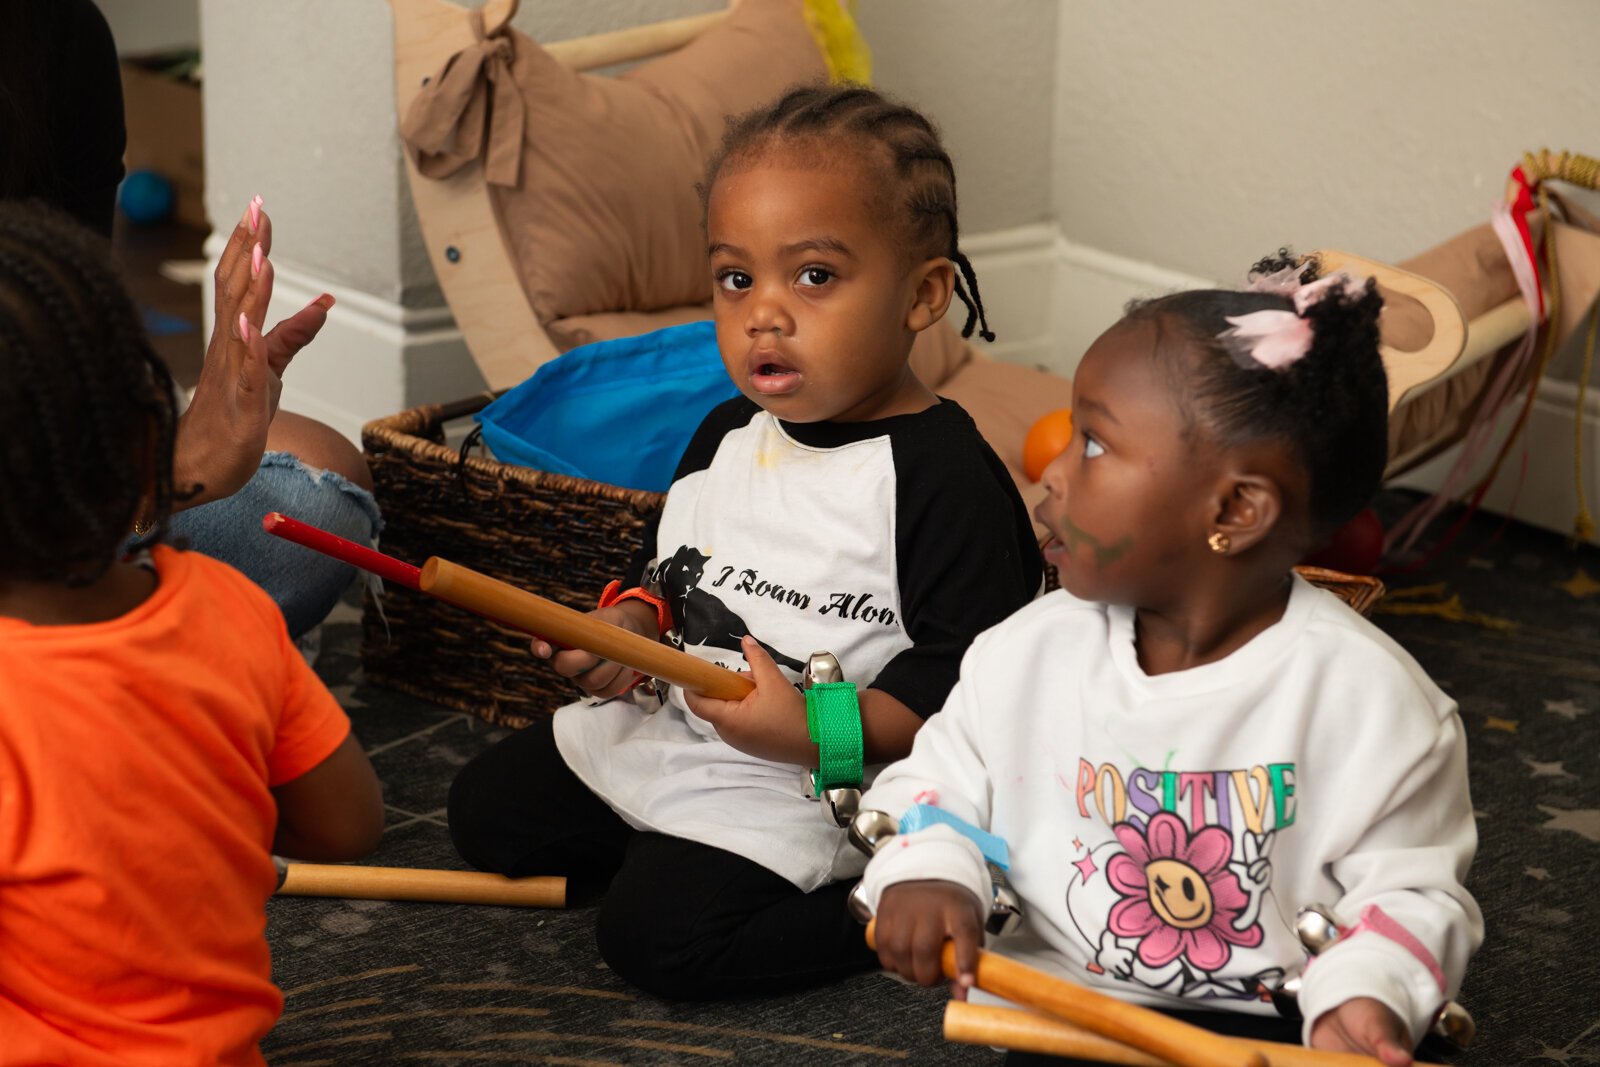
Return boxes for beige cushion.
[484,1,829,325]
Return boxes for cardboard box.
[119,54,204,229]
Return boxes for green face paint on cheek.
[1060,515,1133,567]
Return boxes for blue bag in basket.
[474,321,736,493]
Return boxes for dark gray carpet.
[264,490,1600,1065]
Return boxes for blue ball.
[119,169,176,225]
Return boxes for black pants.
[447,716,878,1000]
[1004,1008,1304,1065]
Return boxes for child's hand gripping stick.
[862,917,1267,1067]
[845,807,1023,934]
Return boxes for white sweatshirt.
[859,576,1482,1047]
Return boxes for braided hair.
[701,83,996,342]
[1124,251,1388,536]
[0,200,181,585]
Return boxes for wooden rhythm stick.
[263,511,569,648]
[419,557,754,701]
[275,861,566,908]
[864,921,1265,1067]
[264,512,753,699]
[264,511,421,589]
[944,1002,1440,1067]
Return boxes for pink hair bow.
[1220,270,1368,371]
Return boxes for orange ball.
[1022,408,1074,482]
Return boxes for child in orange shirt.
[0,201,385,1067]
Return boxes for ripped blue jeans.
[167,452,383,639]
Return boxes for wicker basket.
[361,395,663,728]
[360,397,1386,728]
[1290,565,1386,616]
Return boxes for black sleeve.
[621,396,761,587]
[871,403,1044,717]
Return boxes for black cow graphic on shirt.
[652,545,807,673]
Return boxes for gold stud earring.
[1208,531,1231,554]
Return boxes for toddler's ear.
[1210,473,1284,556]
[905,257,956,332]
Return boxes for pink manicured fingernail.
[248,196,262,232]
[251,243,264,277]
[238,313,250,340]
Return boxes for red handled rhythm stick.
[261,513,754,700]
[262,511,563,646]
[263,512,421,588]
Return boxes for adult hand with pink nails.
[172,196,338,509]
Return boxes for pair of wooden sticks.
[866,921,1441,1067]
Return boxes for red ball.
[1302,507,1384,575]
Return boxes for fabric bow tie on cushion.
[400,7,525,188]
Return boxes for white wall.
[855,0,1058,236]
[1053,0,1599,286]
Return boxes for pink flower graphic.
[1106,812,1262,971]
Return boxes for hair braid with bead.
[0,200,181,585]
[702,83,996,342]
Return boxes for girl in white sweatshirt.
[860,254,1480,1066]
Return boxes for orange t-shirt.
[0,546,351,1066]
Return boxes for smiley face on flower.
[1106,812,1262,971]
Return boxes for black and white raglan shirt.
[552,396,1043,892]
